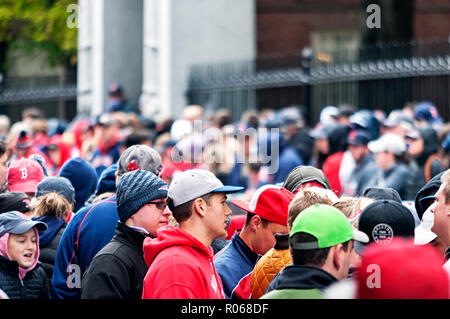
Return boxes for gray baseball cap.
[168,169,244,208]
[0,211,47,237]
[117,145,162,177]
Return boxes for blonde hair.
[288,187,339,230]
[332,196,358,218]
[33,192,71,219]
[336,196,374,228]
[441,169,450,204]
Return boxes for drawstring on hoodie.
[209,258,224,298]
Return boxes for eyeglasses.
[147,201,168,211]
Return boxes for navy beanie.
[116,169,168,223]
[95,164,118,195]
[36,176,76,204]
[59,157,98,212]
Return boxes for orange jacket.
[250,247,291,299]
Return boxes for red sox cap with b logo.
[7,158,45,194]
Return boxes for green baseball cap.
[290,204,369,250]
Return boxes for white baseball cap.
[414,203,438,245]
[368,133,406,155]
[168,169,244,208]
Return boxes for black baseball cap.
[0,192,32,214]
[355,200,415,255]
[0,211,47,237]
[363,187,402,203]
[282,165,331,193]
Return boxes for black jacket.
[80,222,150,299]
[40,224,66,280]
[0,255,50,299]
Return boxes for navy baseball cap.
[347,129,371,146]
[0,211,47,237]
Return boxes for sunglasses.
[147,201,168,211]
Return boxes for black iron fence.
[0,74,77,124]
[186,39,450,125]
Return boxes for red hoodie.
[142,226,225,299]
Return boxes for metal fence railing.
[0,74,77,124]
[186,39,450,125]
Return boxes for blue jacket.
[90,143,121,177]
[272,146,304,184]
[213,233,259,299]
[51,196,118,299]
[356,163,409,200]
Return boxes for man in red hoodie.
[142,169,243,299]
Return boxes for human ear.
[193,198,206,217]
[250,215,261,231]
[333,244,344,271]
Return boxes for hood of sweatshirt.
[94,163,117,196]
[0,228,40,280]
[47,134,72,171]
[59,157,98,212]
[71,120,91,151]
[267,264,338,292]
[143,226,213,267]
[31,215,65,247]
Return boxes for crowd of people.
[0,86,449,299]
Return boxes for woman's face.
[315,138,329,154]
[406,137,424,157]
[48,148,61,166]
[7,228,37,269]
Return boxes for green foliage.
[0,0,78,68]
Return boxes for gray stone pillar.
[77,0,143,116]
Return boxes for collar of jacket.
[0,255,41,278]
[0,255,20,277]
[274,233,289,250]
[114,222,154,251]
[270,264,338,291]
[383,163,405,176]
[232,233,259,265]
[358,152,374,168]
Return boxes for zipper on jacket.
[20,279,24,287]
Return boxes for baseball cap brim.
[353,228,370,245]
[414,224,437,245]
[367,140,384,153]
[211,186,244,194]
[354,240,367,255]
[352,229,370,255]
[230,199,252,213]
[9,180,40,194]
[9,219,47,235]
[290,228,370,251]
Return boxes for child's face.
[7,228,37,269]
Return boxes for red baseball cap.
[357,238,449,299]
[226,214,247,240]
[7,158,45,194]
[231,185,294,226]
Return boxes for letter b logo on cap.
[20,168,28,180]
